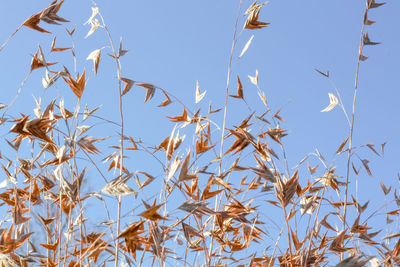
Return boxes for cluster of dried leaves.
[0,0,395,266]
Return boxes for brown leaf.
[30,48,57,71]
[361,159,373,177]
[38,214,55,225]
[359,53,369,61]
[66,25,76,36]
[51,36,70,52]
[366,143,380,156]
[273,109,285,122]
[275,170,299,207]
[229,76,244,99]
[120,77,135,96]
[139,200,167,221]
[196,130,215,154]
[167,108,189,122]
[137,172,155,189]
[23,13,50,33]
[367,0,386,9]
[158,90,172,107]
[138,83,156,103]
[182,222,202,243]
[262,126,287,145]
[307,162,318,175]
[244,1,270,30]
[352,162,360,175]
[363,10,376,25]
[77,136,100,154]
[363,31,380,46]
[178,151,197,181]
[39,0,69,24]
[40,238,59,251]
[314,68,329,78]
[62,70,86,98]
[336,136,349,154]
[208,102,222,114]
[380,181,391,195]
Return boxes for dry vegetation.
[0,0,396,266]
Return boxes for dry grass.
[0,0,395,266]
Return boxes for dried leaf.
[361,159,373,177]
[137,172,155,189]
[83,104,102,121]
[244,1,270,30]
[87,49,101,75]
[66,25,76,36]
[167,108,189,122]
[42,70,59,89]
[363,11,376,26]
[120,77,135,96]
[178,150,197,181]
[164,158,179,184]
[367,0,386,9]
[239,35,254,58]
[208,102,222,114]
[138,83,156,103]
[195,81,206,104]
[380,181,391,195]
[248,69,258,86]
[62,70,86,98]
[85,18,100,38]
[363,31,380,46]
[158,90,172,107]
[315,68,329,78]
[229,76,244,99]
[366,143,380,156]
[30,48,57,71]
[85,7,99,25]
[51,36,70,52]
[101,173,136,196]
[336,137,349,154]
[359,53,369,61]
[321,93,338,112]
[258,91,268,107]
[77,136,100,154]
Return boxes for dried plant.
[0,0,395,266]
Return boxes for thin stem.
[209,1,242,265]
[0,25,22,52]
[343,3,368,233]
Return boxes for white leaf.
[33,95,41,118]
[195,80,206,104]
[84,7,99,25]
[321,93,338,112]
[101,173,136,196]
[239,35,254,58]
[167,156,181,182]
[369,258,380,267]
[77,125,92,136]
[85,19,100,39]
[83,104,102,121]
[42,70,58,89]
[59,98,68,119]
[86,49,101,75]
[0,178,8,189]
[258,90,268,107]
[248,69,258,86]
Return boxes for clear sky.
[0,0,399,265]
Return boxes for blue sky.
[0,0,399,265]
